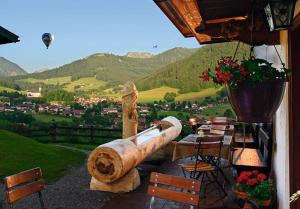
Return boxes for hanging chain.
[273,45,285,68]
[210,44,213,65]
[249,2,255,58]
[233,40,241,60]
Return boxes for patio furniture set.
[2,117,273,209]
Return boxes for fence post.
[90,125,95,144]
[50,120,57,142]
[71,126,77,143]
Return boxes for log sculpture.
[121,82,138,139]
[87,116,182,191]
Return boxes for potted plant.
[233,170,273,207]
[200,57,290,122]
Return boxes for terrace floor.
[102,159,241,209]
[0,156,241,209]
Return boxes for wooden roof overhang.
[0,26,19,45]
[154,0,280,45]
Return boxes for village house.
[73,109,85,118]
[101,107,118,115]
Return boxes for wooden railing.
[27,124,122,144]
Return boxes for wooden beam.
[154,0,194,37]
[162,0,210,43]
[205,16,247,24]
[154,0,280,45]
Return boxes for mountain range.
[1,43,249,99]
[11,47,197,87]
[0,57,27,77]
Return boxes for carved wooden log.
[87,116,182,183]
[121,82,138,139]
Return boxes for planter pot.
[233,189,272,207]
[233,189,249,199]
[227,80,286,123]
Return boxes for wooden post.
[121,82,138,139]
[90,125,95,144]
[50,120,57,142]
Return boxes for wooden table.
[172,134,233,163]
[198,124,235,135]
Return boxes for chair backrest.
[194,135,224,165]
[147,172,201,207]
[211,117,229,125]
[4,167,45,205]
[195,135,224,149]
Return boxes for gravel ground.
[0,147,114,209]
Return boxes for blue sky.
[0,0,199,72]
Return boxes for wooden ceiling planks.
[155,0,211,43]
[167,0,211,43]
[196,0,252,20]
[154,0,280,45]
[154,0,194,37]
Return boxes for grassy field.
[92,86,218,104]
[64,77,107,92]
[0,130,86,183]
[33,113,73,123]
[200,103,233,117]
[55,143,97,151]
[175,88,219,102]
[157,111,192,118]
[137,86,219,103]
[0,86,27,94]
[0,86,19,92]
[19,76,71,85]
[19,76,107,92]
[137,86,179,103]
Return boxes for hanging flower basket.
[200,57,290,123]
[227,79,286,123]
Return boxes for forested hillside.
[0,57,27,77]
[10,47,197,88]
[135,42,250,93]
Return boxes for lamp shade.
[264,0,296,31]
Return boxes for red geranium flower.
[237,171,251,184]
[223,71,233,83]
[239,65,250,76]
[200,71,210,81]
[257,173,267,182]
[247,178,259,186]
[232,63,239,68]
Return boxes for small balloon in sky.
[42,33,54,49]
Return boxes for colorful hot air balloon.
[42,33,54,49]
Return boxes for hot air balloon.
[42,33,54,49]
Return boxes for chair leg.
[181,167,187,178]
[9,204,14,209]
[149,196,155,209]
[38,191,46,209]
[217,167,229,183]
[210,172,227,196]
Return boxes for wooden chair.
[3,167,46,209]
[147,172,201,209]
[179,135,227,196]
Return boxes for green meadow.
[0,130,85,183]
